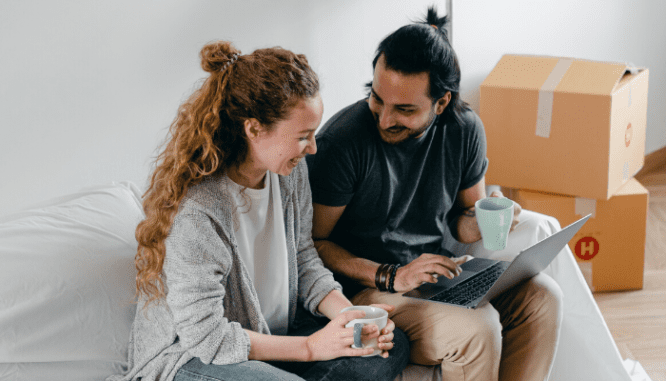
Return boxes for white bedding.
[0,182,641,381]
[0,182,144,381]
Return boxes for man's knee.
[526,273,564,324]
[410,306,503,366]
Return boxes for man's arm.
[312,203,466,293]
[311,203,380,289]
[453,177,522,243]
[454,177,487,244]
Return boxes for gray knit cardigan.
[107,160,342,381]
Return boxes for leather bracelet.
[383,264,394,292]
[379,265,390,292]
[389,265,400,294]
[375,264,389,291]
[375,264,383,289]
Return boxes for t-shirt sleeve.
[306,134,357,207]
[459,112,489,191]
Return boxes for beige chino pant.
[351,272,563,381]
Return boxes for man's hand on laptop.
[394,254,474,292]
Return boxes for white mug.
[341,306,388,357]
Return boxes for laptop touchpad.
[460,257,500,273]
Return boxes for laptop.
[403,214,591,309]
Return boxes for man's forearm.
[456,211,483,244]
[314,239,380,289]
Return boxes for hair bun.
[423,6,450,42]
[200,40,242,73]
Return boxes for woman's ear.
[244,118,263,141]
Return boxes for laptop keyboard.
[429,263,505,305]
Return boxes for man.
[306,7,563,381]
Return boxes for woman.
[107,41,409,381]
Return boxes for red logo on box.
[625,123,632,147]
[575,237,599,260]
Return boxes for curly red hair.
[135,40,319,307]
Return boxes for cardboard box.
[502,178,648,292]
[481,54,649,200]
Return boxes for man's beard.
[377,107,438,145]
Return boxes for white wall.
[0,0,442,217]
[453,0,666,156]
[4,0,663,217]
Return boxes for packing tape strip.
[536,58,574,138]
[575,197,596,218]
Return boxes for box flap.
[480,54,561,90]
[614,178,648,196]
[556,60,632,95]
[482,54,635,96]
[613,67,647,93]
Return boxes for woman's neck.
[228,161,267,190]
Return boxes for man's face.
[368,55,449,145]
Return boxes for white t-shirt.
[228,171,290,335]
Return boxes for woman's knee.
[312,327,410,381]
[349,327,410,380]
[389,327,411,371]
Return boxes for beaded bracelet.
[388,264,401,293]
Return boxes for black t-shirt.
[306,99,488,297]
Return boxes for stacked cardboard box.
[480,54,650,291]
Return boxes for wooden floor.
[593,149,666,381]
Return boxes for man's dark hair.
[367,6,470,126]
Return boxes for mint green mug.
[475,197,515,251]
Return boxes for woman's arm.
[245,330,311,361]
[316,289,353,319]
[246,308,376,362]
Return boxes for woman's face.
[248,94,322,177]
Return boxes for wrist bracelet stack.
[375,263,401,293]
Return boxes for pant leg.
[490,272,564,381]
[270,315,410,381]
[452,209,566,380]
[351,288,503,381]
[174,357,304,381]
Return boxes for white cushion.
[0,182,144,380]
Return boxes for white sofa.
[0,182,633,381]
